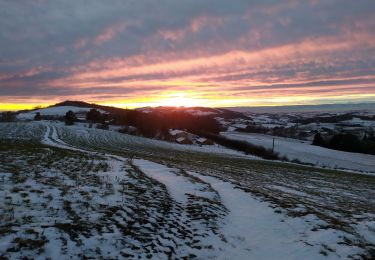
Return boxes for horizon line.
[1,100,375,112]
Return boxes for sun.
[159,93,203,107]
[98,92,208,108]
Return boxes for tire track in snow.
[131,158,368,259]
[42,124,124,162]
[187,171,368,259]
[37,123,372,259]
[42,124,84,152]
[39,123,229,257]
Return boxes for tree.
[1,112,16,122]
[64,110,76,125]
[312,132,325,146]
[328,134,361,153]
[86,108,102,123]
[34,112,42,121]
[367,129,375,142]
[97,121,109,130]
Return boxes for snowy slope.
[342,117,375,127]
[1,121,374,258]
[185,109,216,116]
[134,160,366,259]
[223,132,375,173]
[17,106,104,120]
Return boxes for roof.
[196,137,207,143]
[176,137,186,142]
[169,129,185,136]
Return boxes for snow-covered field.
[223,131,375,173]
[1,121,374,259]
[16,106,105,120]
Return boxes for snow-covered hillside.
[17,106,104,120]
[1,121,374,259]
[223,131,375,173]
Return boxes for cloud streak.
[0,0,374,108]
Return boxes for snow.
[176,137,186,143]
[136,107,153,113]
[343,117,375,127]
[261,123,287,128]
[52,122,248,157]
[196,137,207,143]
[169,129,185,136]
[232,123,248,128]
[133,160,215,204]
[42,123,78,150]
[0,148,133,258]
[129,160,366,259]
[186,109,215,116]
[223,131,375,173]
[1,121,374,259]
[17,106,104,120]
[188,171,366,259]
[267,185,309,197]
[353,219,375,246]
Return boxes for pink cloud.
[74,38,88,49]
[94,22,127,45]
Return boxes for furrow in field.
[1,122,374,258]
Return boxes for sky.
[0,0,375,110]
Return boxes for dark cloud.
[0,0,374,105]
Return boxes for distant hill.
[13,100,249,121]
[16,105,102,120]
[52,101,128,114]
[136,106,248,119]
[52,101,248,119]
[226,102,375,114]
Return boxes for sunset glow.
[157,93,204,107]
[0,1,374,110]
[1,2,375,258]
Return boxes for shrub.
[1,112,16,122]
[312,133,325,146]
[64,110,77,125]
[197,132,282,160]
[34,112,42,121]
[86,109,103,123]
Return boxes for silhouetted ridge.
[52,100,128,114]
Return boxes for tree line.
[196,131,284,160]
[312,132,375,155]
[59,109,222,137]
